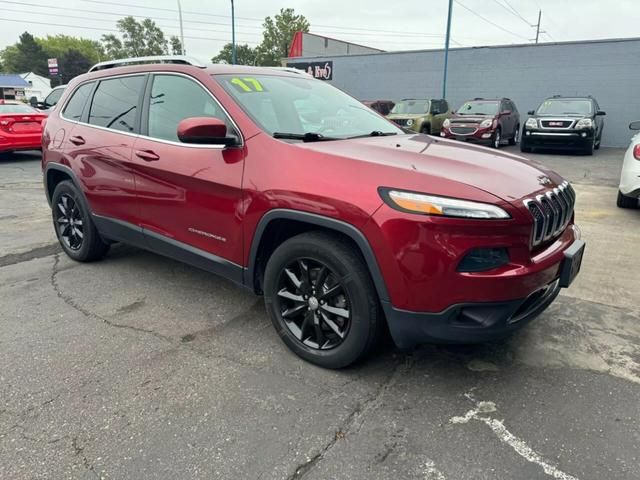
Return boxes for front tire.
[509,125,520,145]
[617,190,639,209]
[583,136,595,156]
[263,231,383,369]
[51,180,109,262]
[492,128,502,149]
[421,123,431,135]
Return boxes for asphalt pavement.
[0,146,638,480]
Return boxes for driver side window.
[147,74,234,142]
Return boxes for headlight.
[480,118,494,128]
[406,119,414,127]
[525,118,538,129]
[576,118,593,129]
[443,118,451,128]
[379,188,511,219]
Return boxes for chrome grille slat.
[524,181,575,247]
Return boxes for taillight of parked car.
[634,144,640,160]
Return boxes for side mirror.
[177,117,237,146]
[596,110,606,116]
[629,121,640,131]
[527,110,535,115]
[29,96,38,107]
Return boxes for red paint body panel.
[42,63,581,321]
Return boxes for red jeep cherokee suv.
[42,57,585,368]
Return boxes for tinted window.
[536,99,593,116]
[62,83,94,121]
[45,88,64,107]
[89,76,144,132]
[148,74,231,142]
[441,100,449,112]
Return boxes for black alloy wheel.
[54,193,84,251]
[275,258,351,350]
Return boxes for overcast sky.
[0,0,636,61]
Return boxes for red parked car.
[42,57,585,368]
[0,100,47,154]
[441,98,520,149]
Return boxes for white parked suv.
[618,121,640,208]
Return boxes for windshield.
[537,99,592,116]
[0,104,37,114]
[217,74,401,139]
[457,101,499,116]
[390,100,429,115]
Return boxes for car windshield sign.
[537,99,592,116]
[390,100,429,115]
[457,101,499,116]
[217,74,402,141]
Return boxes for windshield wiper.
[273,132,338,142]
[347,131,399,139]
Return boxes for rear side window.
[45,88,64,107]
[62,83,94,121]
[146,74,233,142]
[89,76,145,133]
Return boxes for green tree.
[255,8,309,66]
[101,16,169,59]
[0,32,48,75]
[211,43,257,65]
[170,36,183,55]
[37,35,103,65]
[56,48,92,85]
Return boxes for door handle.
[135,150,160,162]
[69,135,85,146]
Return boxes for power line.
[490,0,530,26]
[453,0,530,41]
[501,0,531,24]
[0,17,260,44]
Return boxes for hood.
[387,113,426,120]
[295,134,563,203]
[450,113,495,123]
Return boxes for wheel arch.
[44,163,88,208]
[246,209,390,304]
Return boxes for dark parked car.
[521,96,605,155]
[362,100,395,116]
[42,56,585,368]
[441,98,520,149]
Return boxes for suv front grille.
[450,126,476,135]
[540,119,574,129]
[391,119,409,126]
[524,181,575,247]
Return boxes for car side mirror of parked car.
[527,110,535,115]
[177,117,238,146]
[629,121,640,130]
[596,110,606,116]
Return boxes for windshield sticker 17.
[230,77,265,93]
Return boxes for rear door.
[64,75,146,228]
[131,73,245,266]
[499,100,514,136]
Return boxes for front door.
[131,73,245,267]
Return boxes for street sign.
[47,58,58,68]
[49,68,59,75]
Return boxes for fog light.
[526,131,531,136]
[581,132,587,137]
[482,133,492,139]
[457,248,509,272]
[440,132,445,137]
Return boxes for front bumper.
[522,128,594,149]
[441,126,495,145]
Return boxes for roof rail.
[89,55,207,73]
[270,67,315,78]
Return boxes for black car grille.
[391,119,409,126]
[524,181,575,247]
[540,119,574,129]
[450,126,476,135]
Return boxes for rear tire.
[263,231,383,369]
[617,190,639,209]
[51,180,110,262]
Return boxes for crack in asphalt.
[0,243,61,267]
[50,253,173,344]
[72,436,101,479]
[285,356,415,480]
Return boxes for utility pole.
[177,0,185,54]
[442,0,453,99]
[534,9,542,44]
[231,0,237,64]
